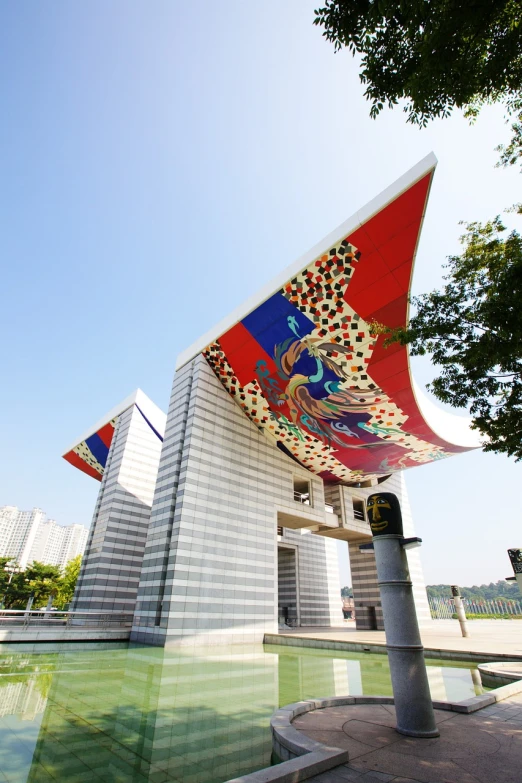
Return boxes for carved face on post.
[366,492,403,537]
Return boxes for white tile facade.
[277,528,342,627]
[0,506,88,570]
[72,404,165,613]
[131,356,342,646]
[70,358,429,644]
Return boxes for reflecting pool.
[0,642,486,783]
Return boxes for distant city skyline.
[0,506,88,569]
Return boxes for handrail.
[0,609,130,615]
[0,609,133,630]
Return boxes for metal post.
[506,550,522,607]
[451,586,469,637]
[366,492,439,738]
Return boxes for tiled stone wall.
[131,355,340,646]
[284,528,341,627]
[340,473,431,629]
[72,404,163,613]
[278,530,342,627]
[348,539,384,630]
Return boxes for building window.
[294,477,311,506]
[352,498,366,521]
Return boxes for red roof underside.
[345,173,467,453]
[63,450,103,481]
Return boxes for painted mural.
[63,403,163,481]
[63,419,117,481]
[203,170,470,484]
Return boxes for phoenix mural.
[203,165,471,484]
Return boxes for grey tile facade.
[130,356,342,646]
[72,358,430,645]
[278,527,342,628]
[72,404,164,613]
[334,474,431,630]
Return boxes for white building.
[65,157,479,647]
[30,518,88,569]
[0,506,88,570]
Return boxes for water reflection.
[0,643,486,783]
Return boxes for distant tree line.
[342,582,521,602]
[427,580,521,602]
[0,555,82,610]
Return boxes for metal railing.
[294,491,310,504]
[429,596,522,619]
[0,609,134,630]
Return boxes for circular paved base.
[292,702,522,783]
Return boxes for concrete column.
[451,586,469,637]
[368,492,439,738]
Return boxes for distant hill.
[342,581,522,602]
[427,580,521,602]
[342,581,521,602]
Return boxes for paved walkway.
[295,693,522,783]
[276,620,522,660]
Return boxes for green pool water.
[0,642,486,783]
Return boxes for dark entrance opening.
[277,546,298,626]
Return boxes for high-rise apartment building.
[0,506,88,570]
[29,518,88,569]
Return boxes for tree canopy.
[314,0,522,166]
[314,3,522,459]
[54,555,82,609]
[427,580,521,602]
[371,213,522,459]
[0,558,82,610]
[0,558,13,595]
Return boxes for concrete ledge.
[450,694,497,713]
[479,661,522,688]
[223,750,348,783]
[223,698,348,782]
[0,628,131,643]
[271,700,324,758]
[450,677,522,712]
[264,632,522,663]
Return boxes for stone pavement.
[295,692,522,783]
[274,619,522,661]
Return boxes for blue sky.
[1,1,520,586]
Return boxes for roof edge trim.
[62,388,166,456]
[412,379,482,449]
[175,152,438,371]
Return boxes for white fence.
[429,596,522,619]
